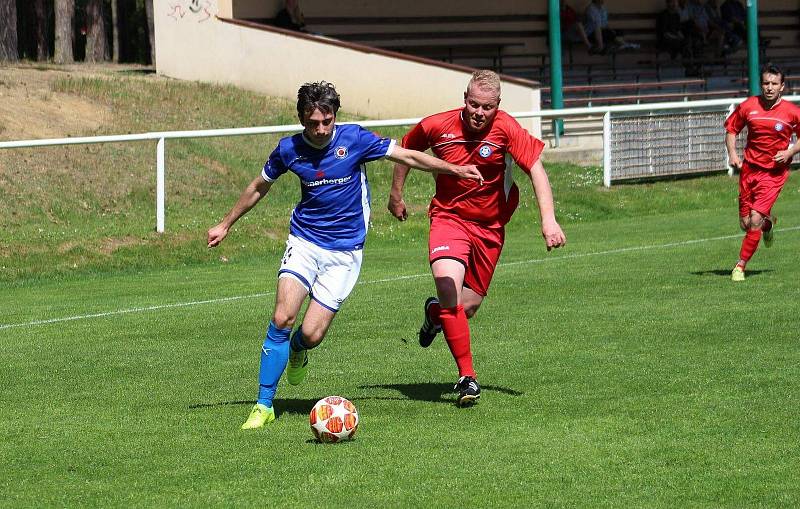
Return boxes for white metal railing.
[3,96,797,231]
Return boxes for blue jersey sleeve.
[261,145,288,182]
[356,126,395,163]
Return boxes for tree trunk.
[0,0,18,62]
[33,0,50,60]
[54,0,75,64]
[85,0,108,62]
[144,0,154,65]
[111,0,119,62]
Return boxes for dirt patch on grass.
[0,65,115,140]
[57,236,147,256]
[99,236,147,255]
[0,65,291,281]
[0,64,167,223]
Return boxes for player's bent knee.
[301,329,325,348]
[272,312,297,330]
[464,304,480,319]
[739,218,750,231]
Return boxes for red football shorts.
[428,213,505,297]
[738,160,789,218]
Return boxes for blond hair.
[467,70,501,96]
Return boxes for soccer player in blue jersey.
[207,81,482,429]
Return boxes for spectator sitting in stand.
[583,0,640,54]
[678,0,705,56]
[720,0,768,50]
[657,0,690,60]
[687,0,725,56]
[274,0,307,32]
[560,0,593,51]
[706,0,742,54]
[720,0,747,44]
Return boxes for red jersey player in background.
[387,70,566,406]
[725,64,800,282]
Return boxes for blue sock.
[290,327,309,352]
[257,321,291,407]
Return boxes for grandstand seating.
[300,10,797,84]
[540,78,708,107]
[303,14,549,48]
[242,7,798,110]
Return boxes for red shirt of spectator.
[561,4,579,28]
[401,108,545,228]
[725,96,800,172]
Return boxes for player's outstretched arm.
[388,162,411,221]
[386,146,483,182]
[528,160,566,251]
[207,176,272,248]
[725,132,742,170]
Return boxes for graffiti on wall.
[167,0,215,22]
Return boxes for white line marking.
[3,226,799,331]
[0,293,272,331]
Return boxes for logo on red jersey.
[775,123,784,132]
[334,146,348,159]
[479,145,493,157]
[431,245,450,255]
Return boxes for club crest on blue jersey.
[479,145,493,158]
[775,123,784,132]
[334,146,348,159]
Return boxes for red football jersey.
[725,96,800,171]
[402,108,545,228]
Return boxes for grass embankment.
[0,67,750,285]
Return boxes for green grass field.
[2,66,800,507]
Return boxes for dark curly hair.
[297,81,341,120]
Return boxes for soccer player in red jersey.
[388,70,566,406]
[725,64,800,281]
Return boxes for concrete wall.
[154,0,542,135]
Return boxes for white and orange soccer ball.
[309,396,359,443]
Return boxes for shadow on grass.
[359,382,523,404]
[189,400,252,410]
[692,268,771,278]
[188,383,524,413]
[188,398,318,416]
[115,68,156,75]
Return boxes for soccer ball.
[309,396,359,443]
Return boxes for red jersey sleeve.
[401,121,432,152]
[724,102,747,135]
[505,118,545,174]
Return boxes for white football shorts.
[277,234,363,312]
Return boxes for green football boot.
[731,265,745,282]
[241,403,275,430]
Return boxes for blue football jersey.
[261,124,395,251]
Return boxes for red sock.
[739,229,762,263]
[439,304,475,379]
[428,301,442,327]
